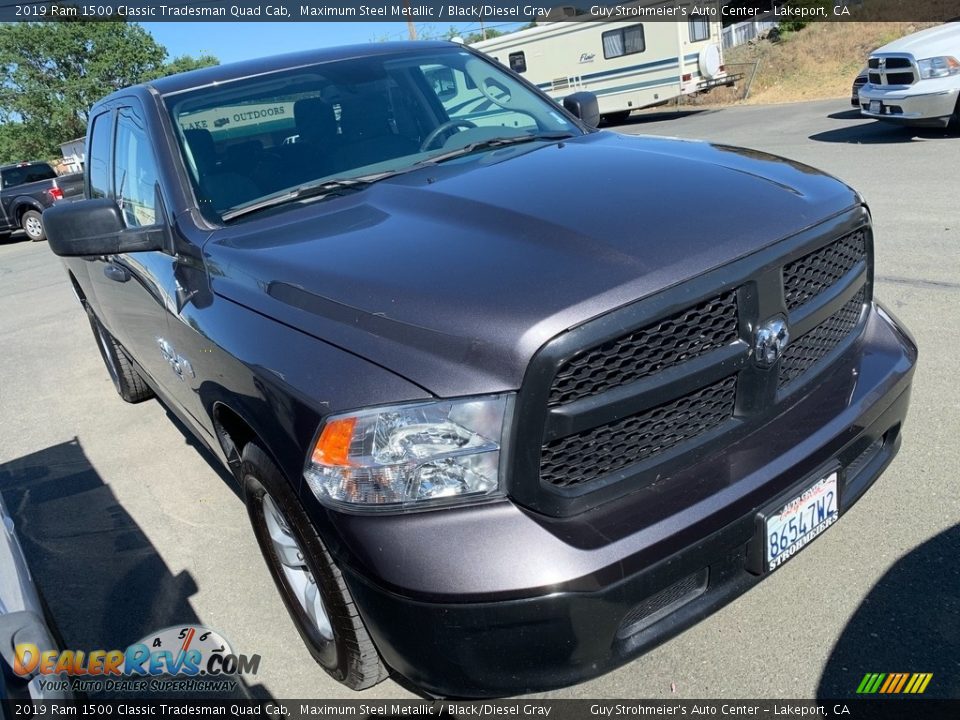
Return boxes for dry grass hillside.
[707,21,939,105]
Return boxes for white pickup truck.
[859,22,960,128]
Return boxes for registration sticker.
[765,473,838,572]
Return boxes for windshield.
[166,47,581,222]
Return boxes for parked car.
[0,492,72,705]
[852,67,868,106]
[859,22,960,127]
[44,41,917,698]
[0,162,83,242]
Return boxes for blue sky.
[143,22,524,65]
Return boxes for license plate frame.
[748,466,840,575]
[870,100,882,114]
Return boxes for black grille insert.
[869,57,912,70]
[778,288,865,389]
[885,57,912,69]
[887,71,914,85]
[548,292,738,407]
[540,375,737,488]
[782,230,866,312]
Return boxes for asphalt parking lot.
[0,98,957,701]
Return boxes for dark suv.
[44,42,916,698]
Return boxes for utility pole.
[404,0,417,39]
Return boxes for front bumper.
[859,83,959,126]
[334,303,917,697]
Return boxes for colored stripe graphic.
[857,672,932,694]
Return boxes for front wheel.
[243,443,388,690]
[22,210,45,242]
[84,305,154,403]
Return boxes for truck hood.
[874,22,960,57]
[204,131,859,397]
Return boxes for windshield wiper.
[221,169,406,222]
[419,132,575,166]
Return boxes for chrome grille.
[867,55,916,86]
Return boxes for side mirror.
[45,198,165,257]
[563,91,600,129]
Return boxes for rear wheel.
[243,442,388,690]
[21,210,45,242]
[84,305,154,403]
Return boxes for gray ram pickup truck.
[0,162,83,242]
[43,41,917,698]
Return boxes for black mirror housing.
[563,92,600,129]
[45,198,165,257]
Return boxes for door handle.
[103,263,130,283]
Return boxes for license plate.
[765,473,838,572]
[869,100,881,114]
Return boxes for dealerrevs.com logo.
[13,625,260,693]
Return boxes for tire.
[21,209,45,242]
[84,304,154,403]
[243,442,388,690]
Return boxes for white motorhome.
[472,10,733,122]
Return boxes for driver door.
[87,103,179,392]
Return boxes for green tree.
[777,0,831,33]
[0,22,217,163]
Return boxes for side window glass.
[88,112,112,199]
[114,106,159,228]
[689,18,710,42]
[602,25,646,59]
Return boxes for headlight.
[304,394,513,510]
[918,56,960,79]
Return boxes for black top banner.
[3,0,960,23]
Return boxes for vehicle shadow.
[816,524,960,699]
[0,230,29,245]
[826,109,862,120]
[0,438,272,700]
[810,121,954,144]
[608,108,715,127]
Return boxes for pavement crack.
[875,275,960,292]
